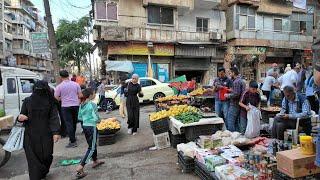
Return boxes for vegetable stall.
[148,93,320,180]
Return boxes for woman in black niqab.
[18,80,61,180]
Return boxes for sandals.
[75,170,87,179]
[92,161,105,169]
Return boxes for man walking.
[212,67,232,121]
[55,70,83,148]
[225,67,246,132]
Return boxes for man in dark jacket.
[272,86,312,140]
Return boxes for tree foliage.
[56,16,92,73]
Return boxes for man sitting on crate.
[272,86,312,140]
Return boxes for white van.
[0,66,42,120]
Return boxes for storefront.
[106,42,174,82]
[174,45,221,85]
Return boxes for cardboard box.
[0,115,14,129]
[277,148,320,178]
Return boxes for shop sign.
[108,43,174,56]
[236,47,266,55]
[31,32,49,54]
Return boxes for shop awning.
[105,60,134,73]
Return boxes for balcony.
[97,26,224,43]
[143,0,194,9]
[228,0,260,6]
[227,29,313,49]
[12,48,31,55]
[4,32,13,40]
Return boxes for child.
[76,88,104,178]
[239,81,261,134]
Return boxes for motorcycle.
[0,131,11,168]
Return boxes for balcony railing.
[98,26,224,43]
[143,0,194,9]
[227,29,313,49]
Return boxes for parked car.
[101,77,174,111]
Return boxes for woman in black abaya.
[125,74,143,135]
[18,81,61,180]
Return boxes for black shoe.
[66,142,77,148]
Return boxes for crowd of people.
[213,63,319,141]
[16,70,143,179]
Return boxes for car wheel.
[153,92,165,101]
[102,99,115,111]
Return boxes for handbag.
[3,120,25,152]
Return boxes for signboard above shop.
[31,32,49,54]
[108,42,174,56]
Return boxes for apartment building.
[92,0,226,84]
[2,0,53,75]
[222,0,318,80]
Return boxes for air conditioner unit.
[210,32,222,40]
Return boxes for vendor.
[239,81,261,134]
[272,86,312,140]
[212,67,233,120]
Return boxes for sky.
[30,0,100,77]
[30,0,92,27]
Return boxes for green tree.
[56,16,92,73]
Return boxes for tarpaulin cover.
[105,61,134,73]
[169,75,187,83]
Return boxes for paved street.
[0,104,198,180]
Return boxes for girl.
[76,88,104,178]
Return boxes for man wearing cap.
[212,67,233,121]
[55,70,83,148]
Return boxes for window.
[274,19,282,31]
[236,5,256,30]
[7,78,16,94]
[20,79,35,93]
[148,6,174,25]
[95,2,118,21]
[196,18,209,32]
[140,79,156,87]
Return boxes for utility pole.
[43,0,60,82]
[87,22,92,81]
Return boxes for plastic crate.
[178,151,195,173]
[184,124,223,141]
[98,134,116,146]
[194,159,218,180]
[169,131,186,148]
[98,128,120,135]
[153,132,170,150]
[150,118,169,135]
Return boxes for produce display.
[261,106,281,112]
[189,88,205,96]
[175,111,202,124]
[155,95,189,102]
[97,118,121,130]
[212,130,248,146]
[150,105,198,121]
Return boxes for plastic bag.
[3,122,25,152]
[245,105,261,138]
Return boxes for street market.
[1,0,320,180]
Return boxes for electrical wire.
[66,0,91,9]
